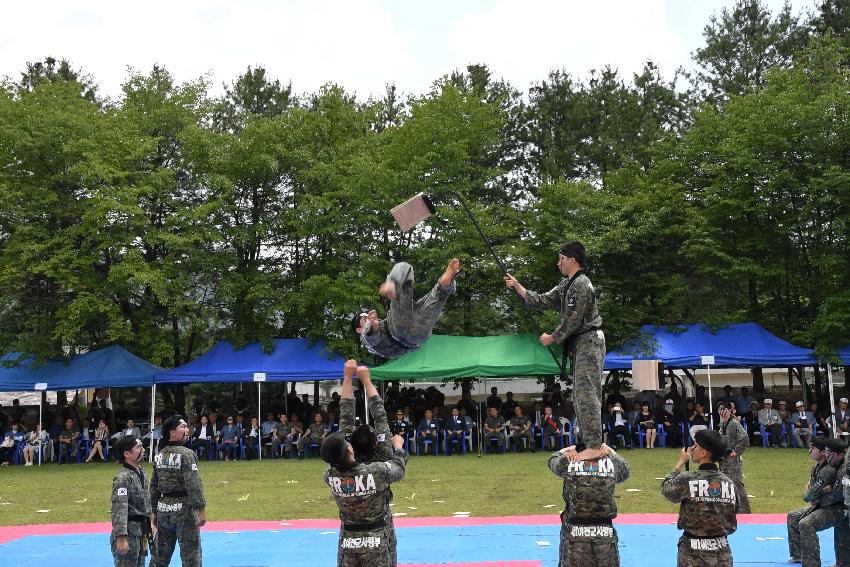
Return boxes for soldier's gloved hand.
[197,508,207,528]
[116,535,129,555]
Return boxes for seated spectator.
[661,401,682,448]
[635,401,657,448]
[626,401,642,428]
[664,384,682,413]
[541,406,560,450]
[776,401,792,446]
[501,392,519,420]
[58,418,80,464]
[1,422,24,466]
[192,415,213,458]
[273,413,296,457]
[736,387,756,421]
[606,403,629,448]
[326,410,338,433]
[529,402,544,430]
[791,401,815,448]
[508,406,533,453]
[444,407,467,455]
[836,397,850,438]
[745,401,761,445]
[243,416,261,460]
[811,401,831,438]
[758,399,784,447]
[261,412,277,456]
[417,408,440,455]
[220,415,240,461]
[688,402,708,443]
[143,415,162,444]
[634,389,657,412]
[86,419,110,463]
[390,410,411,439]
[297,412,328,457]
[234,413,246,436]
[483,407,506,454]
[22,424,48,466]
[79,418,93,445]
[121,418,141,439]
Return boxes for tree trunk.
[751,368,765,395]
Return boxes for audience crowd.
[0,382,846,465]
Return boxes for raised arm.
[339,359,357,434]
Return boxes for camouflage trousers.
[720,456,750,514]
[571,331,605,449]
[155,502,202,567]
[559,523,619,567]
[337,527,392,567]
[110,533,148,567]
[676,535,732,567]
[387,262,455,347]
[787,505,846,567]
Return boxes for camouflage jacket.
[661,464,738,537]
[485,415,505,432]
[304,422,328,439]
[549,451,630,522]
[523,271,602,346]
[509,416,530,432]
[340,396,393,462]
[111,463,152,538]
[324,447,408,527]
[273,422,293,439]
[720,417,749,455]
[805,461,839,506]
[150,443,206,510]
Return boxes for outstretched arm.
[340,359,357,434]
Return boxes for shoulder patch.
[116,487,128,496]
[191,463,199,471]
[377,433,386,442]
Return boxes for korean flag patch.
[117,488,128,496]
[191,463,199,471]
[377,433,386,442]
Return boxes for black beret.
[694,429,727,461]
[812,437,827,450]
[320,433,350,466]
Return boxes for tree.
[17,56,97,101]
[691,0,804,105]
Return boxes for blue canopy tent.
[155,339,344,460]
[0,345,161,464]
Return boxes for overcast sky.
[1,0,811,100]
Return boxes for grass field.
[0,447,815,526]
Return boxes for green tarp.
[369,334,568,381]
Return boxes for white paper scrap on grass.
[392,512,407,517]
[536,541,552,546]
[454,512,471,515]
[407,506,418,510]
[433,500,445,503]
[654,477,666,480]
[625,489,642,492]
[36,510,50,513]
[755,537,784,541]
[541,504,557,508]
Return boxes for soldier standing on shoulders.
[549,442,630,567]
[505,241,605,461]
[110,435,154,567]
[718,402,751,514]
[151,415,207,567]
[662,429,738,567]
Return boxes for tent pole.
[258,382,262,462]
[149,384,156,462]
[706,364,714,430]
[827,364,837,436]
[38,396,43,466]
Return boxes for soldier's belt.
[684,534,728,551]
[343,519,386,532]
[159,490,188,498]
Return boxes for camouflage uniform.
[719,416,751,514]
[360,262,456,359]
[111,463,153,567]
[297,422,328,456]
[661,464,738,567]
[788,460,845,567]
[484,415,506,453]
[525,271,604,448]
[151,443,206,567]
[549,450,630,566]
[324,446,408,567]
[272,421,295,455]
[340,395,396,564]
[509,415,534,452]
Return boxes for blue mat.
[0,523,837,566]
